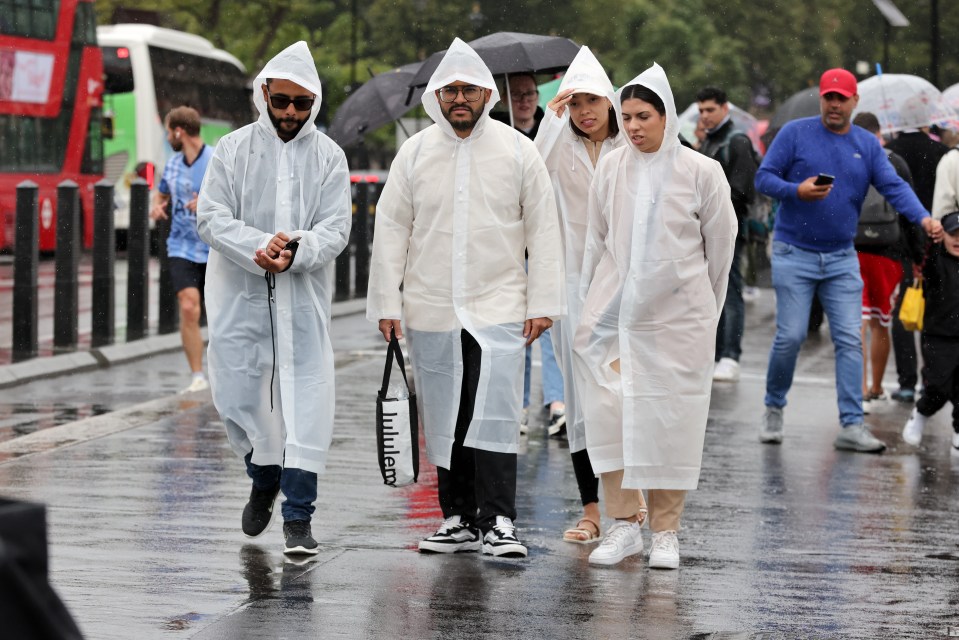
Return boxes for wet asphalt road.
[0,291,958,639]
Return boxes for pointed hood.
[614,63,680,156]
[253,41,323,142]
[421,38,501,139]
[557,46,615,103]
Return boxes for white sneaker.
[180,377,209,394]
[902,408,926,446]
[712,358,740,382]
[648,530,680,570]
[519,408,529,435]
[862,390,890,415]
[588,520,643,566]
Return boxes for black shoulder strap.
[380,327,411,396]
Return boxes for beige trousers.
[601,469,686,533]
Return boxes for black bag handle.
[380,327,411,397]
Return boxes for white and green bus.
[96,24,250,246]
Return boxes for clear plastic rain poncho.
[573,63,736,490]
[367,38,564,469]
[197,41,352,474]
[533,45,624,453]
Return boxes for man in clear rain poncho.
[367,38,564,558]
[197,42,352,556]
[574,63,736,568]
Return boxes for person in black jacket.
[902,211,959,453]
[696,86,759,382]
[885,127,949,402]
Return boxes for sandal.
[563,517,601,544]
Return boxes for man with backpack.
[697,87,760,382]
[851,113,924,414]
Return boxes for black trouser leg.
[916,383,949,418]
[891,265,919,391]
[571,448,599,506]
[474,447,517,533]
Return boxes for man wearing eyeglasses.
[368,38,563,559]
[197,42,352,557]
[491,73,544,139]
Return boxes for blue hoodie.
[756,116,928,252]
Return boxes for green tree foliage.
[95,0,959,152]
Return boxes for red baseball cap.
[820,68,857,98]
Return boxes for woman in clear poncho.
[533,46,647,545]
[573,64,736,568]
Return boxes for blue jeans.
[524,328,565,408]
[716,235,745,361]
[244,451,317,522]
[765,241,864,426]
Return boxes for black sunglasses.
[267,91,315,111]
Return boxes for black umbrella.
[408,31,580,90]
[328,62,425,149]
[762,87,820,147]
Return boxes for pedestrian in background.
[902,210,959,454]
[533,45,631,545]
[367,38,563,559]
[197,42,352,556]
[574,64,736,569]
[149,106,214,394]
[886,114,949,404]
[696,86,760,383]
[755,68,943,452]
[493,72,566,435]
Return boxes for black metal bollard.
[353,180,370,297]
[156,211,177,335]
[126,178,150,341]
[53,180,80,352]
[91,180,115,347]
[12,181,39,362]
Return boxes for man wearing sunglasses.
[369,38,563,559]
[197,41,352,558]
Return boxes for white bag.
[376,330,419,487]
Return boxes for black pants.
[571,448,599,506]
[891,264,919,391]
[916,334,959,430]
[437,330,517,533]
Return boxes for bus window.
[102,46,135,94]
[0,0,59,39]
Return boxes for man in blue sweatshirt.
[755,68,944,452]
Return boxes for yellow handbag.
[898,276,925,332]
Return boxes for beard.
[442,103,483,132]
[170,137,183,152]
[268,109,310,141]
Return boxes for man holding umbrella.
[368,38,563,558]
[756,68,943,452]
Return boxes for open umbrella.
[328,62,425,149]
[762,87,820,147]
[677,101,761,151]
[856,73,957,135]
[408,32,580,90]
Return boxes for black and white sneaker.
[482,516,527,558]
[547,410,567,437]
[242,482,281,538]
[419,516,481,553]
[283,520,319,555]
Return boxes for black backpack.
[854,149,900,248]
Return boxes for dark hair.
[695,87,727,105]
[620,84,666,116]
[569,103,620,140]
[165,106,201,137]
[853,111,881,134]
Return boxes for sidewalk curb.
[0,298,368,389]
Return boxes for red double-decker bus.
[0,0,103,252]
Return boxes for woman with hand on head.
[533,46,637,546]
[573,63,736,568]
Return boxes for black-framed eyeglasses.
[267,91,315,111]
[511,90,539,102]
[437,85,484,103]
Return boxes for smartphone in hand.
[814,173,835,186]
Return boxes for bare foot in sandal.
[563,517,601,544]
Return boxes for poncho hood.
[254,41,323,142]
[558,46,615,103]
[422,38,501,139]
[615,63,680,157]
